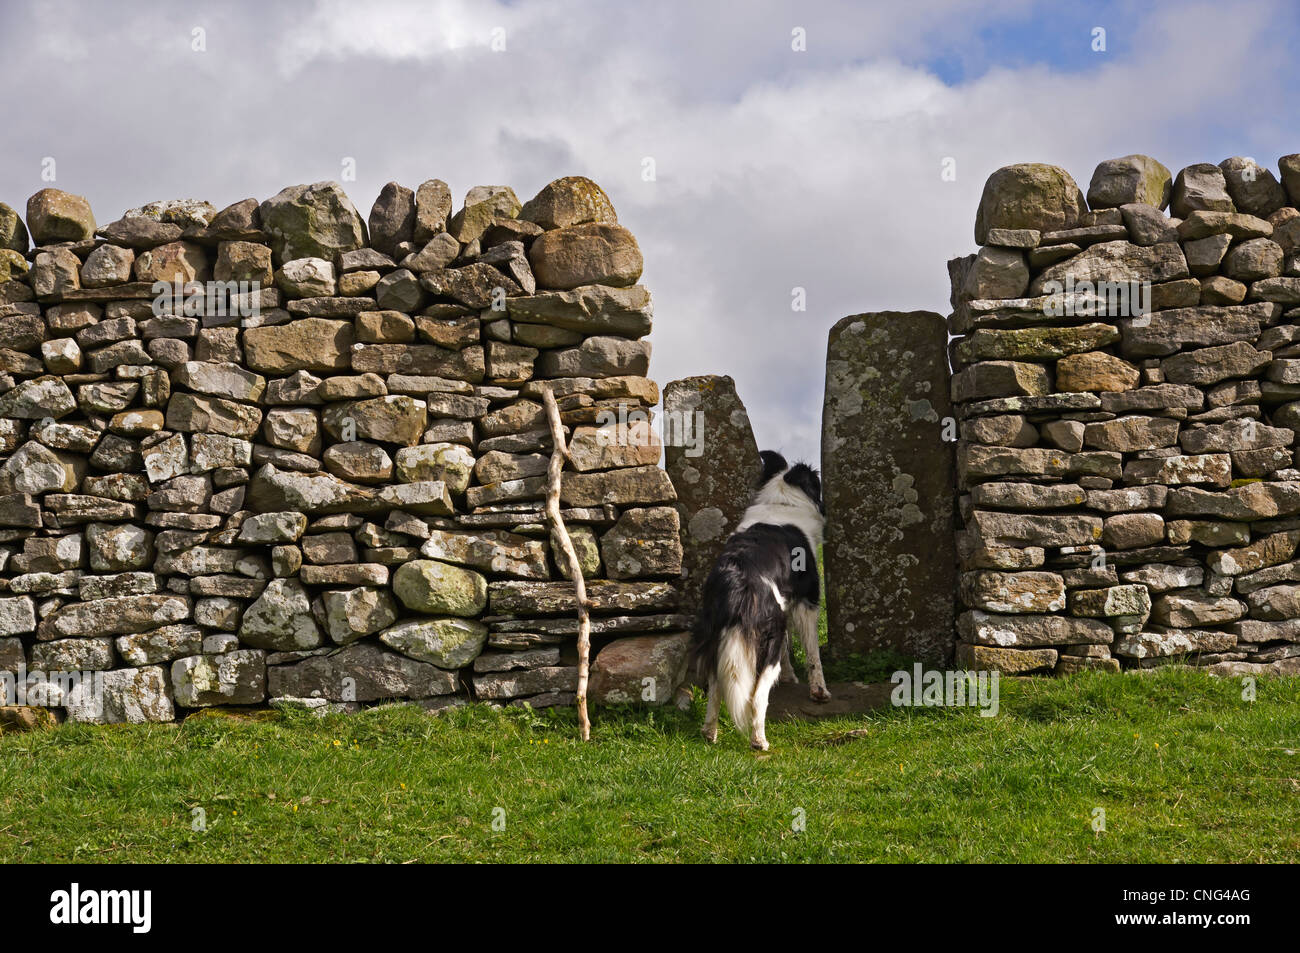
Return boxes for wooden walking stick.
[540,386,593,741]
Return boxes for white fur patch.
[717,626,756,735]
[766,578,787,610]
[734,467,824,549]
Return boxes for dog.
[690,450,830,750]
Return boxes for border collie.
[690,450,830,750]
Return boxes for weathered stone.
[823,312,955,661]
[316,587,398,645]
[276,257,336,298]
[1121,453,1231,487]
[238,579,322,651]
[1166,482,1300,521]
[660,376,759,614]
[974,164,1085,244]
[536,336,650,379]
[1102,512,1166,549]
[0,376,76,419]
[259,181,366,263]
[1115,628,1236,659]
[951,361,1050,401]
[392,559,487,617]
[955,643,1058,674]
[26,189,95,243]
[367,182,415,257]
[1120,203,1179,246]
[1219,157,1287,217]
[449,186,521,244]
[247,464,380,515]
[115,626,203,666]
[1223,238,1283,282]
[1082,416,1179,452]
[1180,418,1292,453]
[379,617,487,669]
[174,360,265,402]
[66,665,175,723]
[959,246,1029,301]
[323,395,426,447]
[172,650,265,706]
[1100,384,1204,413]
[394,442,473,492]
[270,642,457,701]
[520,176,618,230]
[419,528,549,580]
[1160,342,1269,386]
[590,632,690,707]
[0,202,28,253]
[40,594,189,639]
[527,222,642,290]
[1243,584,1300,621]
[954,323,1119,364]
[243,318,353,373]
[1087,155,1172,209]
[165,392,262,439]
[598,507,682,580]
[958,445,1069,484]
[1029,240,1188,295]
[959,570,1065,614]
[238,511,307,544]
[1069,585,1151,620]
[508,284,652,338]
[1119,302,1273,358]
[412,179,453,243]
[1171,163,1235,217]
[1177,210,1272,241]
[0,595,36,635]
[967,511,1102,548]
[86,522,154,572]
[961,414,1038,447]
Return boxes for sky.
[2,0,1298,465]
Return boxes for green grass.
[2,669,1297,863]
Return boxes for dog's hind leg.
[749,663,781,751]
[779,637,798,684]
[794,600,831,703]
[702,673,720,743]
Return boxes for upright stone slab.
[822,312,956,662]
[663,375,760,618]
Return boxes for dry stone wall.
[0,175,691,723]
[950,153,1300,678]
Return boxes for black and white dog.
[690,450,830,750]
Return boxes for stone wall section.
[949,154,1300,677]
[0,175,690,722]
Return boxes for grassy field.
[1,668,1297,863]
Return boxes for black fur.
[689,455,824,685]
[758,450,788,488]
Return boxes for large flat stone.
[823,312,955,662]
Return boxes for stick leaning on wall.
[540,386,593,741]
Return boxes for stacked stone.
[0,175,688,723]
[950,154,1300,678]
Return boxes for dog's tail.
[717,626,757,737]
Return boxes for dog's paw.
[810,685,832,703]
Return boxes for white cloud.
[0,0,1294,467]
